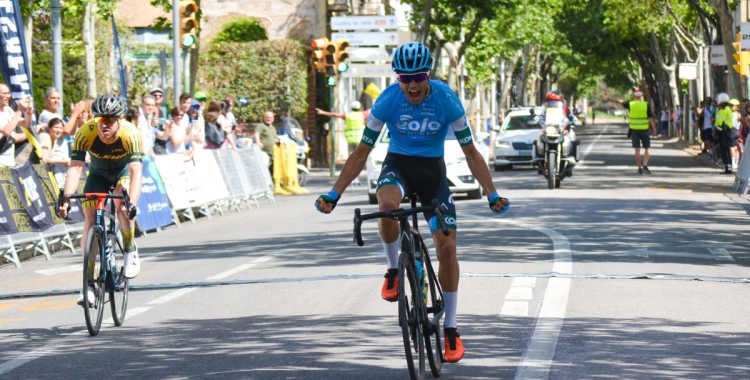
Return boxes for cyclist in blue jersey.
[315,42,510,363]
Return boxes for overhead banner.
[111,16,128,107]
[135,156,173,231]
[11,162,54,231]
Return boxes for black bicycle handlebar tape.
[353,208,365,246]
[431,199,449,236]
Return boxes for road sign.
[709,45,727,66]
[741,22,750,50]
[331,16,398,31]
[341,64,394,78]
[678,63,698,80]
[332,32,398,46]
[348,47,392,62]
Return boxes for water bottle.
[415,257,427,306]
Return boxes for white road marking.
[147,288,197,305]
[103,306,152,325]
[630,248,734,261]
[505,287,533,300]
[35,265,79,276]
[501,301,530,317]
[577,124,608,167]
[205,264,258,280]
[251,255,274,263]
[511,277,537,287]
[462,214,572,380]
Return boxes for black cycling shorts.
[376,153,457,232]
[630,129,650,148]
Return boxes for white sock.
[732,158,738,167]
[443,291,458,328]
[383,240,399,269]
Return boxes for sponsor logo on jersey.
[395,115,441,135]
[458,135,472,144]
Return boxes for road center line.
[462,214,572,380]
[206,264,258,280]
[147,288,196,305]
[578,124,609,167]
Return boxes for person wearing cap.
[609,88,656,174]
[188,99,205,149]
[149,87,166,119]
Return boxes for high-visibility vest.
[715,106,733,130]
[344,111,365,143]
[628,101,649,130]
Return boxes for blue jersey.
[364,80,471,157]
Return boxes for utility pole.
[172,0,181,106]
[51,0,63,114]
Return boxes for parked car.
[492,107,544,170]
[365,128,488,204]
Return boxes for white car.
[365,128,488,204]
[492,107,544,170]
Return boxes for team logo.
[395,115,441,134]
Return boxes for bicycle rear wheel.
[83,227,106,336]
[399,251,425,380]
[109,229,129,326]
[422,244,444,377]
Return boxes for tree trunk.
[419,0,434,44]
[710,0,741,97]
[499,51,521,110]
[83,3,97,98]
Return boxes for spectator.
[0,84,32,167]
[185,99,204,150]
[138,94,159,157]
[674,104,682,140]
[164,107,192,157]
[224,96,237,129]
[178,92,192,129]
[38,117,70,167]
[697,97,715,157]
[194,91,207,113]
[204,100,236,151]
[659,104,669,138]
[38,87,62,125]
[254,110,278,169]
[150,87,166,118]
[125,106,140,124]
[63,97,94,135]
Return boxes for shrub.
[213,17,268,43]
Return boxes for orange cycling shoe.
[381,268,399,302]
[444,327,465,363]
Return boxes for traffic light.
[310,38,329,73]
[179,0,199,49]
[335,39,350,73]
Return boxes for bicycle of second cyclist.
[354,195,450,380]
[65,188,132,336]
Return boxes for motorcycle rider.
[536,91,579,175]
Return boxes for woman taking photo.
[39,117,70,167]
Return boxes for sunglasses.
[99,116,119,125]
[190,105,200,111]
[397,72,429,84]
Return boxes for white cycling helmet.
[351,101,362,110]
[716,92,730,104]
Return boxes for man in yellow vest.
[714,93,736,174]
[316,101,371,185]
[611,88,656,174]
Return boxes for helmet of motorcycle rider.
[545,91,563,102]
[350,101,362,110]
[392,42,434,73]
[716,92,730,105]
[633,88,643,97]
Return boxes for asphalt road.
[1,121,749,380]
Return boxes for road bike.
[354,196,449,380]
[65,189,132,336]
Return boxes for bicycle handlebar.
[353,199,449,247]
[60,189,133,218]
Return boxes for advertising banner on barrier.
[153,154,201,210]
[10,162,53,231]
[33,164,65,226]
[47,164,87,223]
[136,156,173,231]
[193,150,230,204]
[0,167,19,234]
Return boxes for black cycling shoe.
[638,167,643,175]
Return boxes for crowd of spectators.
[0,86,273,170]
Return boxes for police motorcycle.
[530,94,581,190]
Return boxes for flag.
[364,83,381,100]
[0,0,42,161]
[111,16,128,107]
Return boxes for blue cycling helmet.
[392,42,433,73]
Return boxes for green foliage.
[198,40,308,121]
[213,17,268,43]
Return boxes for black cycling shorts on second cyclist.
[82,165,130,209]
[376,152,457,232]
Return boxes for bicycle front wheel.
[83,227,106,336]
[109,229,129,327]
[399,251,425,380]
[422,244,443,377]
